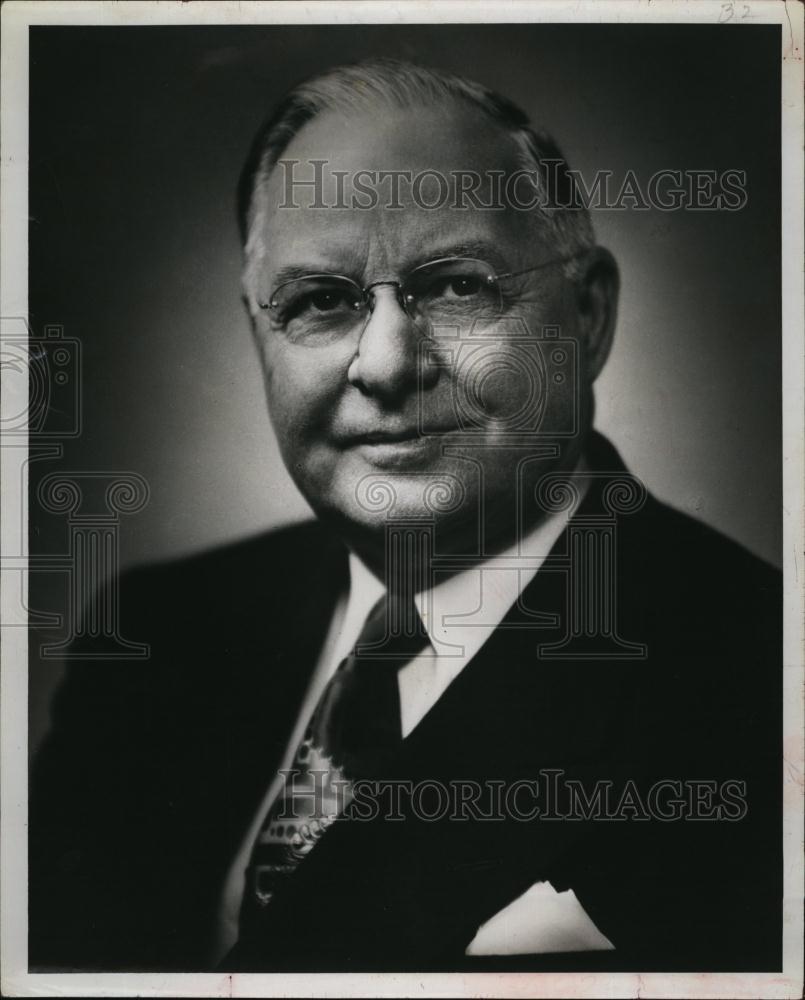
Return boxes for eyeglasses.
[257,253,580,342]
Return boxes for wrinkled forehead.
[255,103,548,278]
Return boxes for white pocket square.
[465,880,615,956]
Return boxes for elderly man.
[30,60,780,973]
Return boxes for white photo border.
[2,2,802,997]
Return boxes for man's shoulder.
[121,519,343,606]
[613,492,780,687]
[586,433,780,604]
[578,434,781,704]
[636,492,779,589]
[133,518,337,578]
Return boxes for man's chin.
[309,469,476,554]
[305,447,466,521]
[326,481,470,527]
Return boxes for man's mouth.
[355,428,424,444]
[341,425,457,468]
[343,421,459,446]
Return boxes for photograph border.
[2,2,803,997]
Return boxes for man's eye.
[308,289,351,312]
[449,276,483,297]
[431,276,483,299]
[284,288,357,321]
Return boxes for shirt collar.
[415,475,587,663]
[343,458,588,665]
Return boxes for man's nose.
[346,286,438,400]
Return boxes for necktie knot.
[353,589,430,659]
[313,591,429,777]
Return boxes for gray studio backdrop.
[28,24,781,752]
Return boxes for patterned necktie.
[238,589,429,933]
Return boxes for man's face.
[250,102,609,556]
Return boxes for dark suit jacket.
[29,434,782,973]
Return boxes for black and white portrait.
[1,4,802,997]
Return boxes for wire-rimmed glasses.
[257,253,580,342]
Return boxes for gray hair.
[239,58,595,304]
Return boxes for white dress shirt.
[214,475,587,961]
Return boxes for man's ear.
[573,246,619,383]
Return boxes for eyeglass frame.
[256,251,585,322]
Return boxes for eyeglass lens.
[264,258,502,342]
